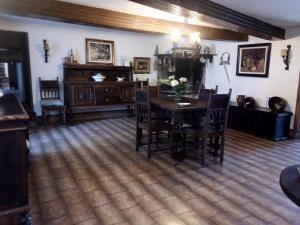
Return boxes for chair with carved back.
[184,89,232,165]
[197,84,218,100]
[135,86,172,159]
[39,77,66,126]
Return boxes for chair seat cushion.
[41,99,64,107]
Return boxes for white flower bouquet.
[159,75,189,100]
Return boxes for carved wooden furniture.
[0,93,30,224]
[184,89,232,165]
[135,87,172,159]
[197,84,218,100]
[228,104,292,140]
[63,64,135,118]
[39,77,66,125]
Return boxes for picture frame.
[86,38,114,65]
[133,57,151,74]
[236,43,271,78]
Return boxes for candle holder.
[281,45,291,70]
[43,39,49,63]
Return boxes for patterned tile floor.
[28,118,300,225]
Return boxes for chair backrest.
[135,86,151,124]
[135,78,149,90]
[39,77,60,100]
[198,84,218,100]
[149,85,160,98]
[208,88,232,131]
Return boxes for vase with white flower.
[159,75,189,101]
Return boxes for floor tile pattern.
[28,118,300,225]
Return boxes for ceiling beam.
[0,0,248,42]
[130,0,285,40]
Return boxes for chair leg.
[42,110,47,127]
[62,109,66,126]
[220,135,225,164]
[147,131,152,159]
[136,128,141,152]
[201,136,208,166]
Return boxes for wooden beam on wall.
[130,0,285,40]
[0,0,248,42]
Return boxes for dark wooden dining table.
[151,95,207,160]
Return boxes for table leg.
[170,122,185,161]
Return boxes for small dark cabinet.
[0,93,30,223]
[228,104,292,140]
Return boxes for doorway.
[0,30,33,114]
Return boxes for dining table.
[151,95,207,161]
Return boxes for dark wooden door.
[71,85,94,107]
[0,30,33,115]
[94,83,118,105]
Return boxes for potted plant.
[159,75,189,101]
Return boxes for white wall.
[205,28,300,123]
[0,14,173,115]
[1,13,299,123]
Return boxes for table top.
[280,164,300,207]
[151,95,207,112]
[0,93,29,121]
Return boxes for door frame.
[0,30,34,115]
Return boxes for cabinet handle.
[105,88,108,92]
[105,98,109,102]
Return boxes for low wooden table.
[151,96,207,161]
[280,164,300,207]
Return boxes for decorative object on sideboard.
[86,38,114,65]
[117,77,125,82]
[236,43,272,78]
[64,49,78,64]
[244,97,256,109]
[133,57,151,74]
[119,55,127,66]
[220,51,231,83]
[43,39,49,63]
[92,73,106,82]
[281,45,291,70]
[268,96,287,112]
[236,95,246,107]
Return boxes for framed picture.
[133,57,151,74]
[236,43,271,77]
[86,38,114,65]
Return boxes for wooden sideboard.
[228,104,292,140]
[63,64,136,115]
[0,93,30,224]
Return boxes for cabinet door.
[71,85,93,107]
[119,83,135,103]
[95,85,118,105]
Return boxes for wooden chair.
[39,77,66,126]
[184,89,232,165]
[197,84,218,100]
[135,86,172,159]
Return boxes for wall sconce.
[43,39,49,63]
[281,45,291,70]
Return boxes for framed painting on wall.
[236,43,272,77]
[133,57,151,74]
[86,38,114,65]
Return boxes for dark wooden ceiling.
[0,0,248,41]
[130,0,285,40]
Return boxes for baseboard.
[32,109,134,126]
[289,129,300,139]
